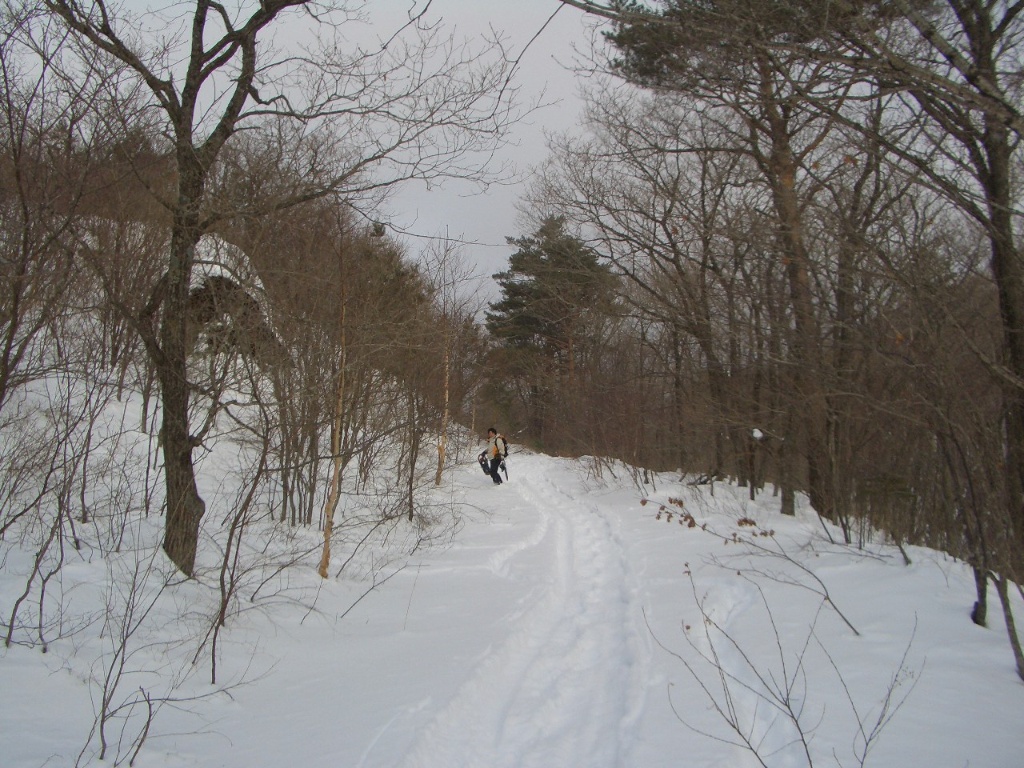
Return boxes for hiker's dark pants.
[487,457,503,484]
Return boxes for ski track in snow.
[394,457,645,768]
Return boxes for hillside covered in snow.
[3,447,1021,767]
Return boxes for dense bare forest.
[1,8,1023,755]
[516,0,1024,679]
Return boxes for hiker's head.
[487,427,497,437]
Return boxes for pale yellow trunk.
[318,303,346,579]
[435,336,451,486]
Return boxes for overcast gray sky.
[123,0,603,302]
[370,1,603,299]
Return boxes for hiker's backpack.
[498,434,509,458]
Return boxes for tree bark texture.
[757,58,835,524]
[982,118,1024,567]
[160,156,207,576]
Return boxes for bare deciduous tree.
[36,0,522,575]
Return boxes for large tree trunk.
[159,269,205,574]
[160,160,206,576]
[983,118,1024,568]
[763,88,834,524]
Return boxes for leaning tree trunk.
[983,119,1024,570]
[994,574,1024,682]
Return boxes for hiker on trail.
[478,427,507,485]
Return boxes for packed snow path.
[5,449,1024,767]
[391,454,647,768]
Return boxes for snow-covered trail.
[393,454,648,768]
[7,448,1023,768]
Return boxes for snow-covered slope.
[2,450,1021,767]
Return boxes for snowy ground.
[3,449,1023,767]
